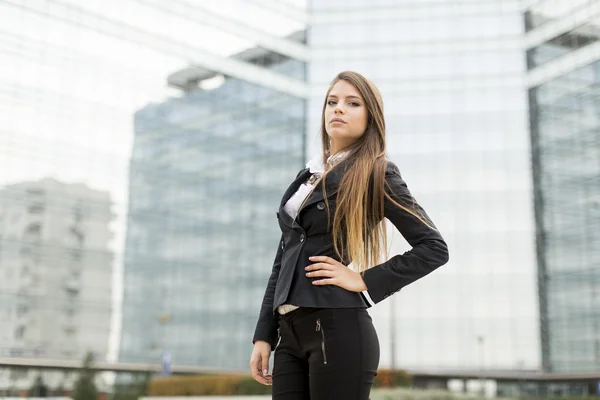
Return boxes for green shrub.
[112,373,150,400]
[72,352,99,400]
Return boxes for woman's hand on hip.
[305,256,368,292]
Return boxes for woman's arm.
[361,161,449,304]
[252,233,284,348]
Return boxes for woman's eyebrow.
[328,94,363,100]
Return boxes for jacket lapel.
[298,157,352,213]
[279,168,312,209]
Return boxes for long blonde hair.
[317,71,431,274]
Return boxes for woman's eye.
[327,100,360,106]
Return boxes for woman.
[249,71,449,399]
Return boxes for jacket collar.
[279,154,353,216]
[305,150,351,175]
[304,155,352,210]
[279,168,312,210]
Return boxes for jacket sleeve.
[361,161,449,304]
[252,233,284,348]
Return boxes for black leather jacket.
[252,158,449,348]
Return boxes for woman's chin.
[326,129,350,139]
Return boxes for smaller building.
[0,178,114,390]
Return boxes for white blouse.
[282,150,349,221]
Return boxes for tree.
[29,375,49,397]
[112,372,151,400]
[72,352,98,400]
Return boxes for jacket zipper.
[316,319,327,364]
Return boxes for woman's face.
[324,80,368,150]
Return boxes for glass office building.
[526,1,600,372]
[308,0,600,375]
[119,51,306,369]
[0,0,307,377]
[308,0,539,370]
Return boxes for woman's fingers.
[261,352,272,385]
[250,354,270,385]
[305,262,336,272]
[304,257,366,292]
[312,278,337,286]
[306,269,335,278]
[309,255,339,265]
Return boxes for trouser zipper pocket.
[316,319,327,365]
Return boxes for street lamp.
[158,314,171,375]
[477,335,485,397]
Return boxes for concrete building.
[0,178,113,360]
[0,178,113,391]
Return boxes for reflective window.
[528,21,600,68]
[119,60,306,368]
[530,59,600,372]
[307,0,538,370]
[0,0,306,370]
[526,0,595,30]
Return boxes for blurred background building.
[119,37,306,368]
[308,0,538,371]
[525,2,600,373]
[0,179,113,360]
[0,179,113,390]
[0,0,598,394]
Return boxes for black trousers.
[273,307,380,399]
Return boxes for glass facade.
[526,0,600,374]
[526,0,596,30]
[529,52,600,371]
[526,10,599,69]
[309,0,540,370]
[0,0,306,381]
[119,58,306,369]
